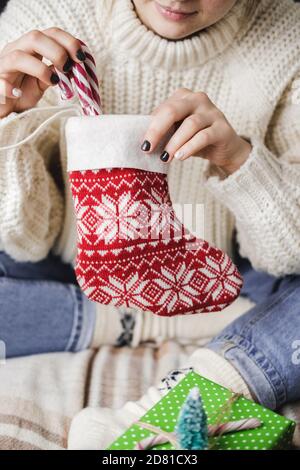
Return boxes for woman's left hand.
[141,88,252,175]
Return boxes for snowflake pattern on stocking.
[95,193,147,243]
[101,273,152,309]
[147,186,183,240]
[69,168,243,317]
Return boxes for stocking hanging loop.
[0,104,82,152]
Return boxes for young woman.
[0,0,300,448]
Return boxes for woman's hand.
[141,88,252,175]
[0,28,87,118]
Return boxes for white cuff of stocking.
[66,115,174,174]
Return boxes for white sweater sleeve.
[0,0,64,262]
[205,75,300,277]
[0,108,64,262]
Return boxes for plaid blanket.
[0,342,299,450]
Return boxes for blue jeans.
[0,251,95,358]
[208,241,300,410]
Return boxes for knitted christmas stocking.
[66,115,243,317]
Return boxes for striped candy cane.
[134,418,262,450]
[56,40,102,116]
[55,68,74,100]
[79,40,102,112]
[72,62,102,116]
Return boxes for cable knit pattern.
[0,0,300,274]
[0,97,64,261]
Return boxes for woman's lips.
[155,2,198,22]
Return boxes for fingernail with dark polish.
[63,57,73,73]
[160,151,170,162]
[141,140,151,152]
[76,49,87,62]
[50,72,60,85]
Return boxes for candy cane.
[56,40,102,116]
[72,63,102,116]
[135,418,262,450]
[79,40,102,110]
[208,418,261,437]
[135,434,172,450]
[55,68,74,100]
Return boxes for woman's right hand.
[0,27,87,118]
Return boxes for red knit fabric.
[69,168,243,316]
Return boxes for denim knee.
[208,276,300,409]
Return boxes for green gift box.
[108,371,295,450]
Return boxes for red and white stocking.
[66,115,243,317]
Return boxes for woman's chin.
[149,20,200,40]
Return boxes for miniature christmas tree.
[176,387,208,450]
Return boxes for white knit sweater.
[0,0,300,276]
